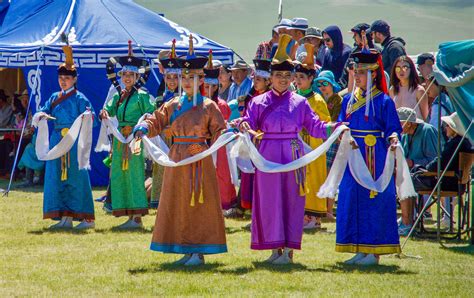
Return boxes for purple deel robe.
[242,89,329,250]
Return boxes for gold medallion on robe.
[61,128,69,137]
[364,134,377,147]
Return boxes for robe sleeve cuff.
[133,123,148,136]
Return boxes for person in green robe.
[100,42,156,229]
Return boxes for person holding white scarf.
[134,35,228,266]
[335,49,401,265]
[99,41,156,229]
[38,43,96,230]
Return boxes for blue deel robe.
[336,87,402,255]
[39,89,96,221]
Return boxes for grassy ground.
[1,180,473,296]
[136,0,474,62]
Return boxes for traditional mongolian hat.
[294,43,316,77]
[105,40,150,94]
[271,34,295,72]
[177,35,208,75]
[159,39,180,74]
[204,49,220,85]
[252,43,271,79]
[177,35,208,106]
[346,49,388,121]
[58,33,77,77]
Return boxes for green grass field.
[136,0,474,62]
[1,180,473,296]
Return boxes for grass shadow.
[128,261,330,275]
[225,227,243,235]
[28,227,91,235]
[95,227,153,234]
[250,261,330,273]
[440,244,474,256]
[128,262,224,274]
[303,228,335,235]
[328,262,417,275]
[2,185,45,194]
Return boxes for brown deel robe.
[145,96,228,254]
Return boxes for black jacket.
[381,36,406,73]
[426,136,473,172]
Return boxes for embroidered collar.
[347,86,381,116]
[272,88,289,97]
[61,86,75,95]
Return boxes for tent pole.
[3,46,44,197]
[436,84,442,242]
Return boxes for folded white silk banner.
[137,132,239,167]
[229,125,346,173]
[95,114,149,152]
[227,125,415,200]
[317,130,417,200]
[33,111,93,170]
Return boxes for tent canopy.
[433,39,474,143]
[0,0,233,59]
[0,0,234,186]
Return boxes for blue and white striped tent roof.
[0,0,234,68]
[0,0,234,187]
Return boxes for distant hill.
[136,0,474,62]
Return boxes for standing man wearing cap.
[300,27,326,67]
[397,107,438,236]
[273,18,297,59]
[228,60,253,120]
[369,20,406,73]
[288,18,308,58]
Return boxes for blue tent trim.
[0,0,234,186]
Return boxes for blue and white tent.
[0,0,234,186]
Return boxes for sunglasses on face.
[316,81,330,87]
[238,106,245,112]
[324,38,332,43]
[395,65,410,73]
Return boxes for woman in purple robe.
[240,34,340,264]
